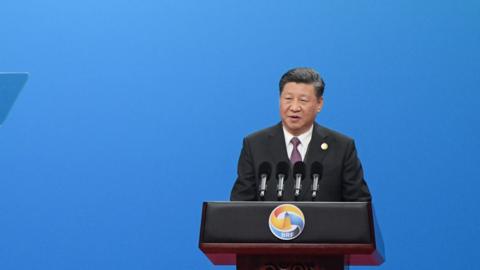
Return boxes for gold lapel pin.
[321,142,328,150]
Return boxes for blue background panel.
[1,0,479,269]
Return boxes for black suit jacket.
[230,122,371,201]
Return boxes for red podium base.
[237,255,346,270]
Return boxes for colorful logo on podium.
[268,204,305,240]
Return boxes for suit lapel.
[264,123,291,201]
[267,123,290,164]
[303,123,329,165]
[268,123,329,165]
[301,123,330,200]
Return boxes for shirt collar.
[282,125,314,146]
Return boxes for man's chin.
[283,124,306,136]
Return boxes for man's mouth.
[289,115,301,120]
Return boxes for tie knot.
[290,137,301,147]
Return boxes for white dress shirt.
[282,125,314,161]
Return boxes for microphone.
[310,162,323,199]
[258,162,272,199]
[293,161,306,199]
[275,161,290,200]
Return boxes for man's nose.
[290,101,301,111]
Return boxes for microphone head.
[293,161,306,179]
[258,162,272,179]
[276,161,290,179]
[310,161,323,177]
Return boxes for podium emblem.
[268,204,305,240]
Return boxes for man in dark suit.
[230,67,371,202]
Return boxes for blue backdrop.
[1,0,479,269]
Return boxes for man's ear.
[317,97,324,112]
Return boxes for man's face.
[280,82,323,136]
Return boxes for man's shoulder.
[244,123,282,141]
[315,123,354,143]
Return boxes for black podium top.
[199,201,384,266]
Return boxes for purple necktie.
[290,137,302,165]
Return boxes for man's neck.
[282,124,314,139]
[282,125,314,138]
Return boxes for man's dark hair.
[279,67,325,98]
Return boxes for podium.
[199,201,384,270]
